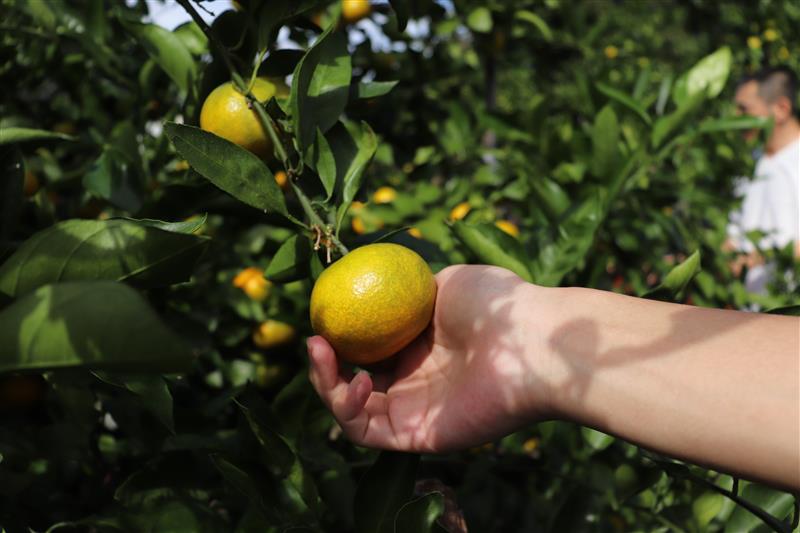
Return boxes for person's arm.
[307,265,800,491]
[535,285,800,491]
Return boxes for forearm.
[527,285,800,490]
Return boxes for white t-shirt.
[728,136,800,293]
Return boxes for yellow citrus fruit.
[495,220,519,238]
[274,170,289,190]
[407,227,422,239]
[310,243,437,365]
[747,36,762,50]
[372,186,397,204]
[23,171,40,197]
[233,267,271,301]
[763,29,779,42]
[174,160,190,172]
[604,45,619,59]
[199,78,279,159]
[342,0,371,23]
[351,216,366,234]
[449,201,471,221]
[0,374,45,410]
[253,320,296,349]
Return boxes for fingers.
[307,335,381,421]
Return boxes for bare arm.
[535,286,800,491]
[307,265,800,491]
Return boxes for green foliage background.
[0,0,798,531]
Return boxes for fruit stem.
[293,182,349,257]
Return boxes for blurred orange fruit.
[342,0,371,23]
[495,220,519,238]
[372,186,397,204]
[449,202,471,221]
[253,320,296,349]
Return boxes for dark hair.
[754,66,798,115]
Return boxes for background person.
[730,66,800,293]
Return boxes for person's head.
[735,66,799,142]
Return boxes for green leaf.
[644,250,701,300]
[123,22,196,93]
[235,386,295,476]
[591,105,620,180]
[95,372,175,434]
[673,47,732,107]
[651,92,704,147]
[766,304,800,316]
[724,483,796,533]
[357,80,399,99]
[290,27,352,153]
[693,492,724,528]
[530,177,570,222]
[467,7,493,33]
[0,218,209,298]
[129,214,207,234]
[451,221,533,282]
[698,115,772,134]
[210,456,281,523]
[514,10,553,41]
[256,0,319,51]
[389,0,409,32]
[0,281,193,374]
[595,82,652,125]
[0,127,75,145]
[333,121,379,230]
[582,427,614,451]
[83,149,143,212]
[173,21,208,55]
[265,234,311,283]
[163,123,294,222]
[307,128,337,200]
[354,452,420,533]
[0,146,24,242]
[394,492,445,533]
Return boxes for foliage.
[0,0,798,531]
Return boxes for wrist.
[512,282,574,422]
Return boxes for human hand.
[307,265,552,452]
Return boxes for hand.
[307,265,551,453]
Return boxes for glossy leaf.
[698,115,772,134]
[83,148,143,212]
[130,215,207,234]
[673,47,732,107]
[766,304,800,316]
[467,7,493,32]
[0,281,193,374]
[0,127,75,145]
[724,483,796,533]
[596,82,651,125]
[235,386,295,476]
[333,121,379,230]
[95,372,175,434]
[530,177,570,221]
[265,234,311,283]
[644,250,701,300]
[394,492,445,533]
[651,92,704,147]
[123,22,196,93]
[389,0,409,31]
[357,81,399,99]
[592,105,620,180]
[290,27,352,152]
[164,123,293,221]
[514,10,553,41]
[0,218,209,297]
[307,128,337,199]
[354,452,420,533]
[582,428,614,451]
[451,221,533,282]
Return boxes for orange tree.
[0,0,798,531]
